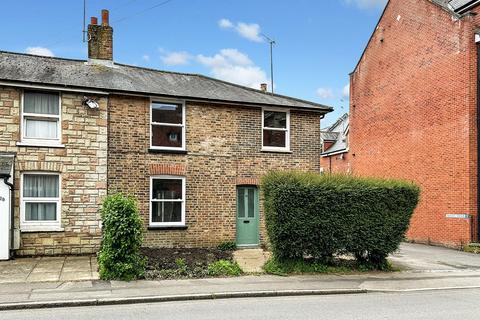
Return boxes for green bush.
[98,193,146,281]
[207,260,243,276]
[262,171,420,268]
[217,241,237,251]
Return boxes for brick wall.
[0,86,108,255]
[350,0,478,246]
[320,152,351,174]
[107,95,322,248]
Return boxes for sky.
[0,0,387,126]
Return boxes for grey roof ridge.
[0,50,333,111]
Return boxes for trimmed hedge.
[98,193,145,281]
[262,171,420,268]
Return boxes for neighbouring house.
[0,10,332,258]
[320,113,350,173]
[350,0,480,247]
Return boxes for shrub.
[207,260,243,276]
[217,241,237,251]
[262,171,420,268]
[98,193,146,281]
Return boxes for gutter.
[0,79,333,114]
[321,148,349,158]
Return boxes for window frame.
[149,99,186,151]
[20,90,62,147]
[20,172,62,232]
[261,108,291,152]
[149,175,186,227]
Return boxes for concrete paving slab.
[60,272,94,282]
[26,273,60,283]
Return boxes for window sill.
[261,149,293,154]
[20,226,64,233]
[17,142,65,149]
[148,225,188,231]
[148,148,188,154]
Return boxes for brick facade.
[350,0,480,246]
[107,96,322,248]
[320,152,351,174]
[0,86,108,255]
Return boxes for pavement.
[0,255,98,284]
[0,243,480,311]
[233,249,271,273]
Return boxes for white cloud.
[218,18,233,29]
[160,51,192,66]
[25,47,54,57]
[344,0,387,9]
[316,87,335,99]
[197,48,268,89]
[342,84,350,98]
[142,54,150,62]
[235,22,263,42]
[218,18,263,42]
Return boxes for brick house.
[320,113,350,173]
[0,10,332,257]
[350,0,480,247]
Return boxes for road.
[2,288,480,320]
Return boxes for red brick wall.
[350,0,478,246]
[320,152,351,174]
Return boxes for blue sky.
[0,0,387,126]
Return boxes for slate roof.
[321,113,349,156]
[0,51,332,112]
[447,0,478,12]
[0,155,14,178]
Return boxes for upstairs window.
[21,173,61,231]
[22,91,61,146]
[150,101,185,150]
[262,109,290,152]
[150,176,186,226]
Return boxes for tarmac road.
[1,288,480,320]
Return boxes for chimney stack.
[260,83,268,92]
[88,9,113,61]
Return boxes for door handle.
[243,220,250,224]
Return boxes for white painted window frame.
[20,90,62,147]
[20,172,62,232]
[149,99,186,151]
[261,107,291,152]
[149,175,186,227]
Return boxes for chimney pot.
[90,17,98,25]
[260,83,268,92]
[101,9,109,26]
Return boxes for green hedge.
[98,193,145,280]
[262,171,420,268]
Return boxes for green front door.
[236,186,260,246]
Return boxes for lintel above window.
[150,101,186,151]
[262,108,290,152]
